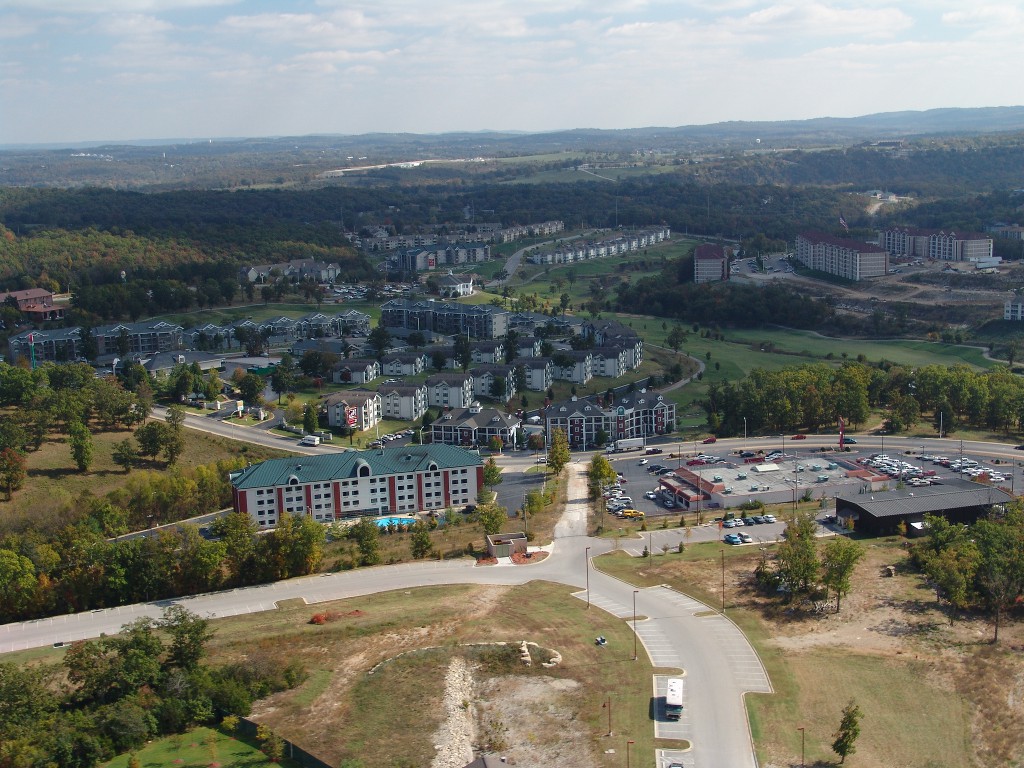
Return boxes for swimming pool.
[374,516,420,527]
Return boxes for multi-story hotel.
[693,243,730,284]
[794,233,888,281]
[879,226,993,262]
[544,391,676,449]
[229,445,484,526]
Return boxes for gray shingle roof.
[839,477,1012,519]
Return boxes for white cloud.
[0,14,38,39]
[0,0,239,11]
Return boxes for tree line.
[704,361,1024,437]
[0,606,306,767]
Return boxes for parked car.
[723,533,742,545]
[763,514,777,523]
[739,533,754,543]
[620,509,644,519]
[644,491,658,500]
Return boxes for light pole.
[798,726,805,767]
[603,696,612,736]
[743,416,747,448]
[721,548,726,611]
[626,739,635,768]
[585,546,591,608]
[632,590,639,661]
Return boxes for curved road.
[5,430,1019,766]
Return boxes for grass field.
[0,421,287,531]
[102,726,300,768]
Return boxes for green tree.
[0,549,37,621]
[303,402,319,435]
[134,421,166,460]
[477,503,507,536]
[269,354,296,403]
[587,454,618,499]
[923,543,977,625]
[212,512,258,585]
[367,325,392,359]
[237,373,265,405]
[410,521,433,559]
[162,405,186,465]
[112,438,138,472]
[158,605,213,671]
[547,428,571,474]
[774,513,819,597]
[488,435,504,453]
[453,333,472,371]
[482,457,503,488]
[820,537,865,613]
[831,700,863,764]
[0,447,27,499]
[68,419,94,471]
[431,349,448,372]
[349,518,382,566]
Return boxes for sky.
[2,0,1023,145]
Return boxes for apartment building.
[424,373,475,409]
[380,299,509,340]
[323,390,382,432]
[430,403,521,448]
[544,392,676,449]
[378,382,429,421]
[228,445,484,526]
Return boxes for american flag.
[839,214,849,232]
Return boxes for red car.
[686,459,707,466]
[791,434,806,440]
[702,436,717,444]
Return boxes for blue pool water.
[374,516,420,527]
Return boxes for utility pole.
[632,590,639,661]
[585,546,591,609]
[721,549,726,611]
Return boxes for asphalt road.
[12,420,1023,767]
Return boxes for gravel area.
[430,656,476,768]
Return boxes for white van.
[299,435,321,447]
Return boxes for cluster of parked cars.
[603,478,645,519]
[369,429,415,447]
[723,514,776,528]
[929,455,1007,484]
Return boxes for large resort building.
[794,233,888,281]
[229,445,484,527]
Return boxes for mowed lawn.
[102,726,299,768]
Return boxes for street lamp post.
[743,416,747,448]
[798,726,805,767]
[632,590,639,661]
[626,739,635,768]
[585,546,591,609]
[721,548,726,611]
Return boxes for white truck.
[613,437,646,452]
[665,677,684,720]
[299,435,321,447]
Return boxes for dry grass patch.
[596,535,1024,768]
[206,581,664,768]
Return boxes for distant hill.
[3,106,1024,189]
